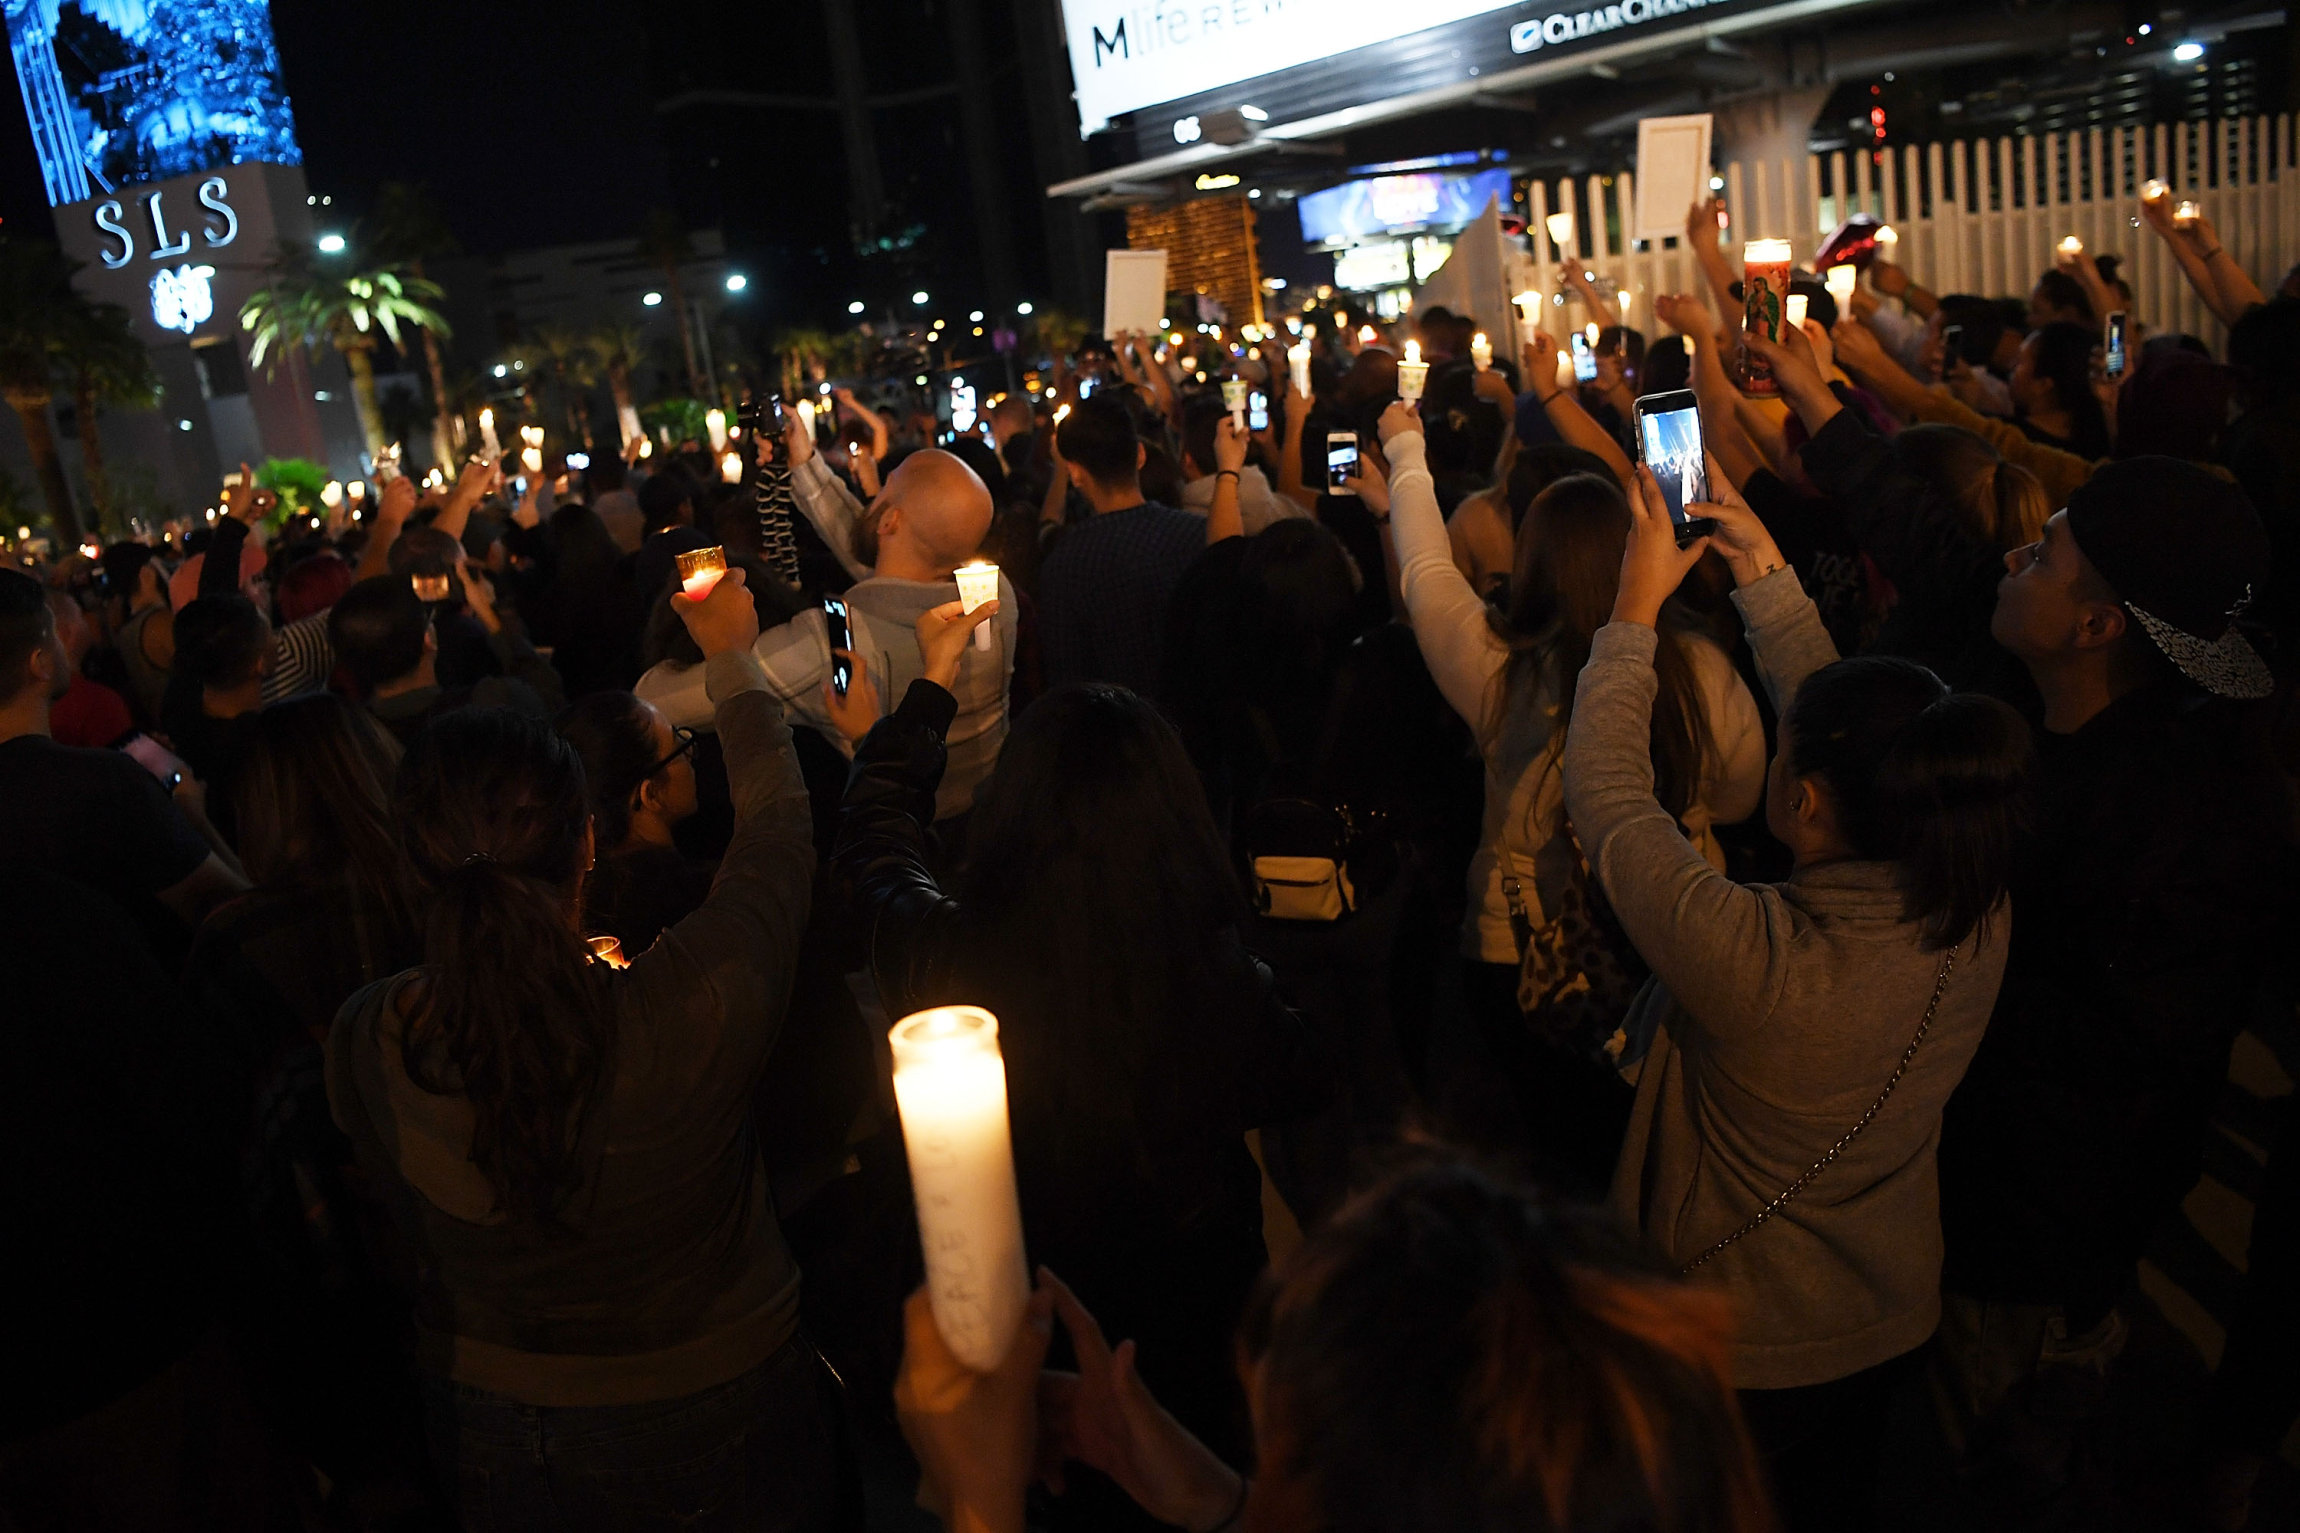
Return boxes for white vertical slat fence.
[1505,117,2296,358]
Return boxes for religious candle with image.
[890,1006,1029,1372]
[1738,238,1793,396]
[955,561,999,652]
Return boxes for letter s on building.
[93,200,134,268]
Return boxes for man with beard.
[640,443,1016,823]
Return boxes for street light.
[969,309,984,322]
[725,273,748,292]
[317,233,346,254]
[2173,40,2204,60]
[492,363,508,378]
[912,290,930,306]
[1016,301,1034,315]
[848,300,866,314]
[642,291,663,307]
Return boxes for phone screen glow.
[1639,406,1708,526]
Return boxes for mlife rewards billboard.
[7,0,303,210]
[1060,0,1779,162]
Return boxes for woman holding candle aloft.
[835,608,1322,1529]
[326,567,849,1532]
[1376,391,1764,1192]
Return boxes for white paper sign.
[1102,249,1168,340]
[1634,114,1714,241]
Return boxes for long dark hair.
[1245,1157,1773,1533]
[956,685,1249,1181]
[1489,474,1715,817]
[2027,322,2113,457]
[1887,425,2047,554]
[230,693,417,979]
[394,708,614,1224]
[1784,657,2033,949]
[556,691,660,851]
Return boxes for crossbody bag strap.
[1679,947,1958,1276]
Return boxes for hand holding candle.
[2056,234,2085,264]
[1288,338,1311,397]
[676,544,728,600]
[478,407,501,461]
[1824,265,1857,305]
[891,1007,1030,1373]
[1396,339,1429,403]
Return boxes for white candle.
[891,1006,1029,1373]
[1824,264,1857,303]
[2174,200,2200,229]
[2141,179,2169,204]
[1469,331,1492,371]
[2057,234,2084,258]
[1546,210,1576,256]
[1221,376,1249,432]
[955,560,999,652]
[1875,225,1899,253]
[478,407,501,460]
[706,407,728,453]
[1785,293,1809,328]
[1287,339,1310,396]
[718,450,743,484]
[1396,338,1429,403]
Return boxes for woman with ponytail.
[1563,466,2033,1532]
[324,570,843,1531]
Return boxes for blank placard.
[1635,114,1714,241]
[1102,249,1168,340]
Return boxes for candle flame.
[1404,339,1421,364]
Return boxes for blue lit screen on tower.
[7,0,302,209]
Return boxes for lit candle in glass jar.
[2142,179,2169,204]
[1739,238,1795,396]
[890,1006,1029,1373]
[675,545,727,600]
[954,560,1000,652]
[2057,234,2084,259]
[2174,199,2200,229]
[586,935,630,970]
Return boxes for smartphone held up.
[1634,390,1718,548]
[1325,432,1360,495]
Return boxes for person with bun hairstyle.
[324,569,846,1530]
[1562,464,2033,1530]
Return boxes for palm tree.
[590,324,646,451]
[636,209,707,399]
[0,238,86,544]
[62,300,160,534]
[368,182,463,469]
[240,240,451,465]
[773,328,838,400]
[530,325,599,448]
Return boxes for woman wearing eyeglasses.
[556,693,706,955]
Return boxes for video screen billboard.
[7,0,302,209]
[1297,168,1515,248]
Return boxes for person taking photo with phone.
[1378,396,1765,1191]
[1561,464,2033,1530]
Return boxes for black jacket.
[833,678,1323,1459]
[1940,682,2300,1316]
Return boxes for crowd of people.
[5,187,2299,1533]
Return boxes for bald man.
[637,435,1019,821]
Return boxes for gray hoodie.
[1562,569,2009,1389]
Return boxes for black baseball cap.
[2063,456,2273,698]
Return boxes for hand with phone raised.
[1612,465,1714,628]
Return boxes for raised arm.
[1564,266,1622,330]
[1685,198,1740,319]
[783,411,873,580]
[1654,293,1765,491]
[1204,414,1247,546]
[432,455,496,545]
[1276,374,1318,511]
[1380,402,1507,727]
[1867,260,1939,320]
[1521,332,1635,488]
[355,474,417,584]
[2140,199,2266,326]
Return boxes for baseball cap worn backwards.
[2062,456,2274,699]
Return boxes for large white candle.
[955,561,999,652]
[1824,264,1857,303]
[1287,339,1310,396]
[706,407,728,453]
[478,407,501,460]
[891,1006,1029,1372]
[1469,331,1492,371]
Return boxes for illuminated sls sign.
[94,177,241,268]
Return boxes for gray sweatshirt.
[1562,569,2008,1389]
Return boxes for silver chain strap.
[1679,948,1958,1276]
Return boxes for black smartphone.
[1634,390,1719,547]
[1325,432,1360,495]
[1941,324,1965,370]
[2104,311,2128,379]
[822,595,853,698]
[1249,390,1269,432]
[1571,331,1598,383]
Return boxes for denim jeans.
[422,1335,844,1532]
